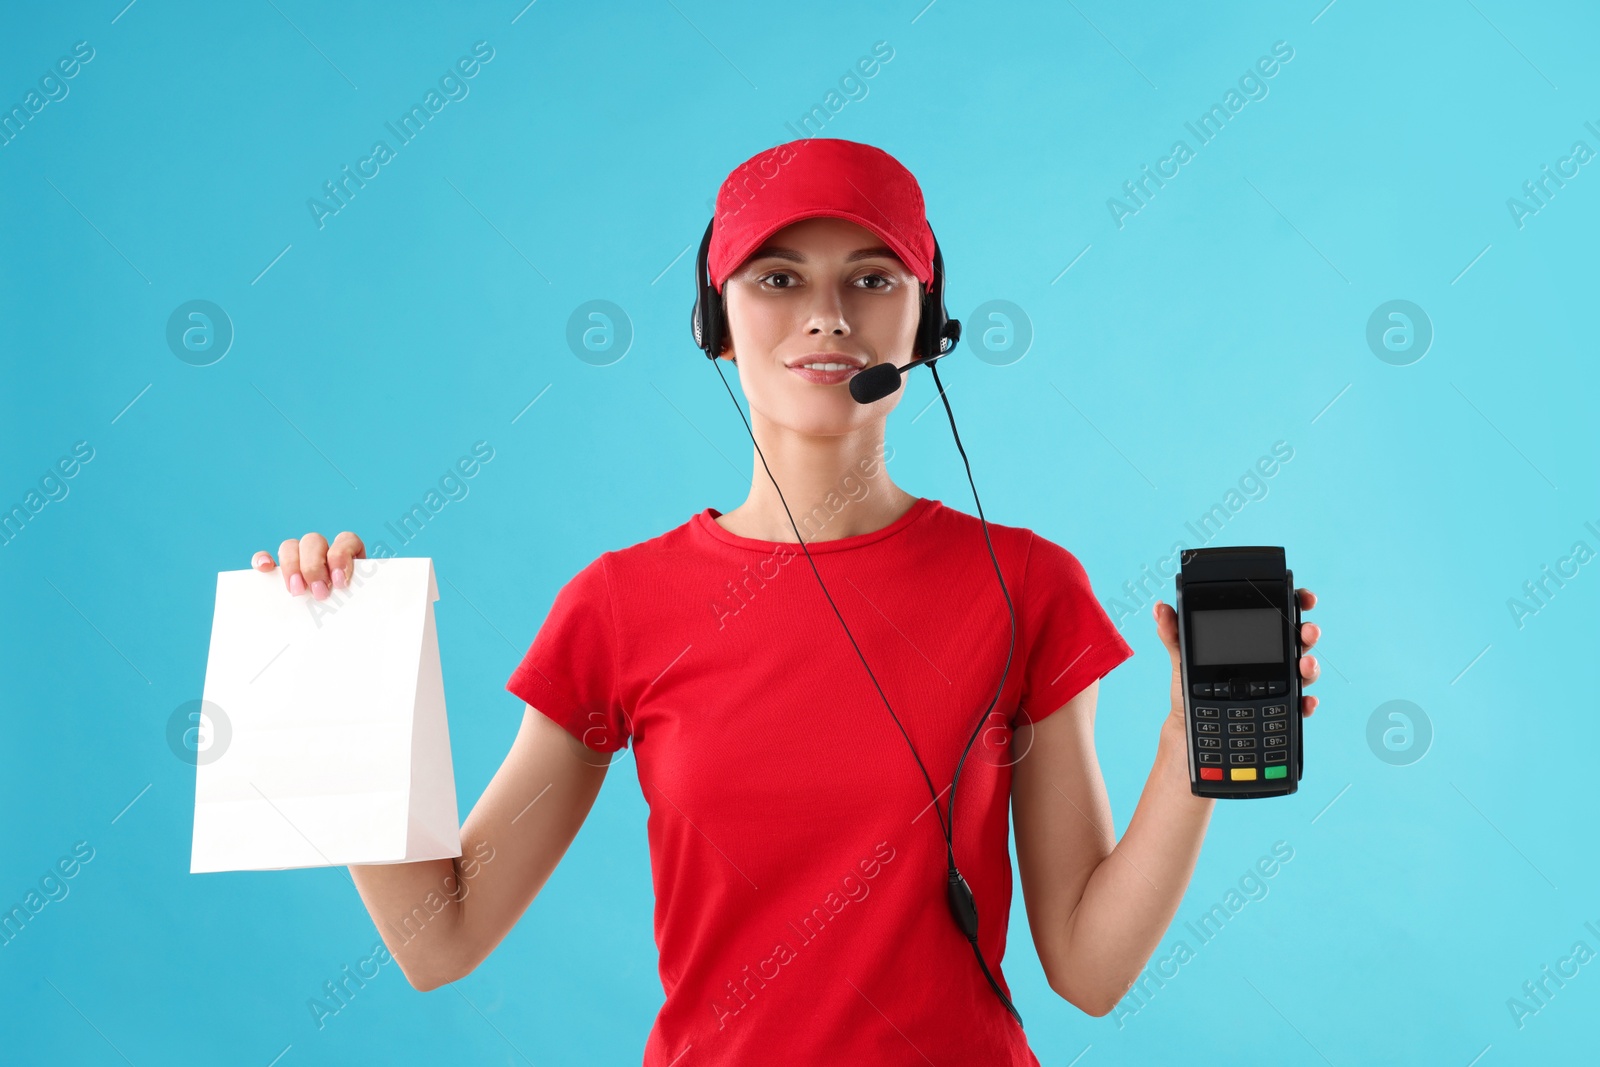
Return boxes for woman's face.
[718,216,923,438]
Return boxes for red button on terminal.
[1199,767,1223,780]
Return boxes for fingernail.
[332,567,346,589]
[289,573,305,595]
[312,580,328,600]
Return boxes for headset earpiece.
[918,231,961,361]
[690,218,725,360]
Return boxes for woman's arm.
[1013,592,1321,1015]
[350,705,611,991]
[1012,680,1211,1016]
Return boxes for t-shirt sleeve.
[1016,532,1136,726]
[505,554,632,753]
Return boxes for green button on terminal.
[1264,765,1287,779]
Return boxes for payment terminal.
[1175,546,1303,799]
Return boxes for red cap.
[708,138,935,295]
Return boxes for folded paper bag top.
[190,557,461,873]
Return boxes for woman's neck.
[714,421,914,543]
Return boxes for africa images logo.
[1106,40,1296,229]
[708,841,897,1032]
[307,42,495,229]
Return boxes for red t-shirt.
[506,496,1135,1065]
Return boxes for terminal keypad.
[1190,696,1292,784]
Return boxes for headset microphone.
[849,347,954,405]
[690,214,1025,1030]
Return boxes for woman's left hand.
[1153,588,1321,730]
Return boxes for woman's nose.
[805,287,850,336]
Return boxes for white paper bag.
[190,556,461,873]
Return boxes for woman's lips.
[787,364,863,385]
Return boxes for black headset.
[688,214,1026,1029]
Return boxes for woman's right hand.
[251,531,367,600]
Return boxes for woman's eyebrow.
[747,245,900,263]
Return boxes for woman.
[249,138,1321,1064]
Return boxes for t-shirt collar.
[693,496,938,553]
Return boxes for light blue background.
[3,1,1596,1063]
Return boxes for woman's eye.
[758,270,894,289]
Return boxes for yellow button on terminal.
[1230,768,1257,781]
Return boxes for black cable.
[927,361,1023,1027]
[708,354,1024,1029]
